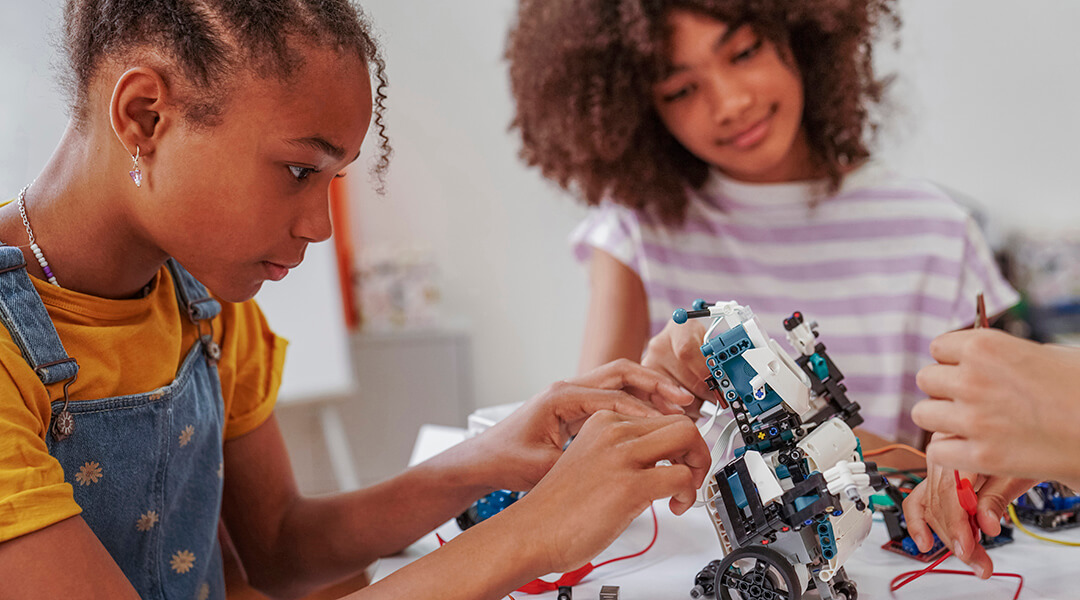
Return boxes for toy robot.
[674,300,887,600]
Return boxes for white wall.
[350,0,589,412]
[875,1,1080,229]
[3,0,1080,415]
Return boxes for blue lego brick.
[776,464,791,479]
[1051,496,1080,510]
[475,490,524,521]
[901,534,943,557]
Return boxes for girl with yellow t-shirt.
[0,2,709,598]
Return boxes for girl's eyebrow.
[287,136,347,161]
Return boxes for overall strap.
[166,260,222,323]
[0,246,78,384]
[166,260,223,365]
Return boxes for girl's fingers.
[638,464,699,515]
[646,340,714,398]
[924,436,980,475]
[552,386,665,425]
[911,398,972,437]
[976,477,1038,536]
[901,489,936,552]
[915,363,962,400]
[625,417,711,486]
[572,359,695,407]
[625,384,686,415]
[927,330,978,365]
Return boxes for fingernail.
[670,383,693,398]
[954,537,965,558]
[984,509,997,523]
[972,563,986,578]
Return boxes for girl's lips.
[717,107,777,150]
[263,261,290,281]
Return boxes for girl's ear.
[109,66,175,160]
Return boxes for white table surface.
[373,425,1080,600]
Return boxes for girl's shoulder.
[830,162,976,225]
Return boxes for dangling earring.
[129,145,143,188]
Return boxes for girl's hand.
[912,329,1080,486]
[469,359,697,492]
[901,445,1035,579]
[498,410,710,575]
[641,319,714,418]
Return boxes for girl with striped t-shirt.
[507,1,1018,446]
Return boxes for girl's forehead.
[239,49,371,112]
[209,52,372,152]
[659,12,749,66]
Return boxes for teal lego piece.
[809,353,829,381]
[794,494,820,512]
[816,517,838,561]
[728,472,748,509]
[702,324,784,416]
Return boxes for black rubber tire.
[714,546,802,600]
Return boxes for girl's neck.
[0,125,168,299]
[723,128,828,184]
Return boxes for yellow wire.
[1007,503,1080,547]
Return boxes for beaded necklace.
[17,183,60,287]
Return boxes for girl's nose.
[707,74,754,126]
[293,193,334,243]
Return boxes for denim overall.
[0,246,227,600]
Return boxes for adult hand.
[641,318,714,418]
[912,329,1080,488]
[500,409,710,574]
[468,359,696,492]
[902,445,1035,579]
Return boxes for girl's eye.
[288,165,317,181]
[662,84,696,103]
[733,39,763,63]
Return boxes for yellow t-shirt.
[0,265,287,543]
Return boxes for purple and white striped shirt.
[571,163,1019,445]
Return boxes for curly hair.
[507,0,898,224]
[61,0,391,184]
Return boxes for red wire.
[517,503,660,594]
[434,504,660,594]
[593,503,660,568]
[891,470,1024,598]
[890,567,1024,599]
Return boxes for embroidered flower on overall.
[170,550,196,574]
[196,582,210,600]
[136,511,159,532]
[179,424,195,447]
[75,461,103,485]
